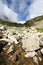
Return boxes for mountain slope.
[32,20,43,28]
[0,20,24,27]
[24,15,43,27]
[0,15,43,27]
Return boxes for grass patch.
[0,20,24,27]
[36,28,43,32]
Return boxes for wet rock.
[0,41,7,52]
[0,55,4,63]
[0,35,3,39]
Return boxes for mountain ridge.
[0,15,43,27]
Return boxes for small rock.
[25,51,37,58]
[38,57,42,62]
[7,44,14,54]
[8,34,18,44]
[7,43,11,46]
[39,36,43,46]
[33,56,39,65]
[41,49,43,54]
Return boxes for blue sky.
[0,0,43,23]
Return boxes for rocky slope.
[31,20,43,28]
[0,24,43,65]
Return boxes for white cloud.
[29,0,43,19]
[10,0,15,10]
[0,1,19,22]
[17,20,25,24]
[19,0,27,12]
[0,0,43,23]
[0,0,7,5]
[4,5,18,22]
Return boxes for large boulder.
[22,34,40,52]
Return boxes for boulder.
[7,44,14,54]
[25,51,37,58]
[39,36,43,46]
[8,34,18,44]
[0,40,7,52]
[41,48,43,54]
[33,56,39,65]
[22,34,40,52]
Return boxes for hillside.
[31,20,43,28]
[0,20,24,27]
[24,15,43,27]
[0,15,43,27]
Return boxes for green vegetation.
[36,28,43,32]
[24,15,43,27]
[24,20,34,27]
[0,20,24,27]
[0,15,43,27]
